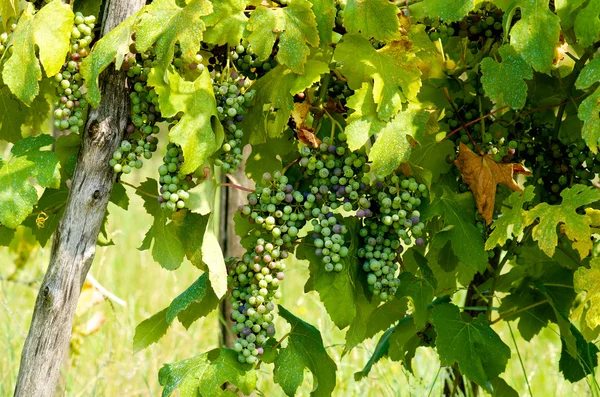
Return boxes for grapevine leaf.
[409,135,454,187]
[187,178,216,216]
[0,0,18,30]
[135,0,211,69]
[137,178,161,214]
[505,0,561,73]
[243,61,329,144]
[387,318,421,372]
[480,46,532,109]
[431,303,511,389]
[274,305,337,397]
[489,377,519,397]
[0,226,15,246]
[149,67,223,174]
[109,183,129,210]
[345,83,387,151]
[172,210,210,268]
[558,323,600,382]
[22,186,68,246]
[454,142,530,225]
[202,214,228,298]
[73,0,104,17]
[396,268,436,329]
[421,185,488,272]
[0,134,60,229]
[577,88,600,154]
[342,0,401,42]
[485,186,536,250]
[353,326,394,380]
[2,1,73,104]
[334,34,422,120]
[526,185,600,259]
[572,258,600,341]
[0,85,27,143]
[54,133,81,179]
[576,57,600,91]
[133,308,169,353]
[307,0,335,46]
[245,128,297,181]
[201,0,248,47]
[246,0,319,73]
[81,8,142,107]
[369,105,430,178]
[423,0,474,22]
[296,215,360,329]
[159,348,256,397]
[574,0,600,47]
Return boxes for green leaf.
[485,186,536,250]
[396,269,435,329]
[369,105,430,178]
[334,34,422,120]
[246,0,319,73]
[526,185,600,259]
[574,0,600,47]
[135,0,211,69]
[159,348,256,397]
[423,0,473,22]
[296,216,360,329]
[149,67,223,174]
[342,0,400,42]
[245,128,297,181]
[307,0,335,46]
[243,61,329,144]
[421,185,488,272]
[409,134,454,186]
[133,308,169,353]
[572,258,600,341]
[0,0,19,30]
[274,305,337,396]
[431,303,511,389]
[2,1,73,104]
[81,8,142,107]
[576,57,600,91]
[202,214,228,298]
[187,178,216,216]
[558,323,600,382]
[201,0,248,47]
[0,225,15,246]
[505,0,561,73]
[109,183,129,210]
[0,134,60,229]
[489,377,519,397]
[345,83,387,151]
[0,85,28,143]
[54,133,81,178]
[73,0,104,17]
[353,326,394,380]
[387,318,421,372]
[577,87,600,154]
[172,210,210,268]
[480,45,533,109]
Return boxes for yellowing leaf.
[526,185,600,259]
[334,34,422,120]
[345,82,387,151]
[486,186,536,250]
[423,0,474,22]
[454,142,530,225]
[2,1,73,104]
[246,0,319,73]
[343,0,401,42]
[574,0,600,47]
[572,258,600,341]
[201,0,249,47]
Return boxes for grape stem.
[120,180,160,199]
[256,332,290,368]
[444,105,508,140]
[323,109,343,142]
[442,87,483,154]
[217,183,255,193]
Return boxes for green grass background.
[0,156,598,397]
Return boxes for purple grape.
[257,347,264,355]
[276,272,285,280]
[319,185,328,194]
[364,209,372,217]
[315,248,323,256]
[126,124,135,134]
[326,212,333,219]
[328,145,337,153]
[315,193,322,200]
[411,216,420,224]
[238,306,244,313]
[334,168,342,177]
[415,238,425,246]
[285,194,293,203]
[158,196,166,203]
[356,209,365,217]
[285,184,293,193]
[266,324,276,337]
[242,327,252,336]
[235,115,243,122]
[332,224,342,234]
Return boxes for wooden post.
[13,1,144,395]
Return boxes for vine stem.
[256,332,290,367]
[120,180,159,199]
[442,87,483,154]
[217,183,255,193]
[491,299,549,325]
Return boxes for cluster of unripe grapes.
[0,18,17,56]
[228,244,285,364]
[212,70,256,173]
[231,40,277,80]
[157,143,191,211]
[52,12,95,133]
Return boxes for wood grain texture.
[13,1,145,395]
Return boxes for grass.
[0,157,598,396]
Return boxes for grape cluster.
[0,18,17,57]
[111,52,162,173]
[327,71,353,107]
[358,174,427,300]
[311,215,349,272]
[212,70,256,173]
[231,40,277,80]
[228,243,285,364]
[173,44,205,72]
[52,13,96,133]
[157,143,192,211]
